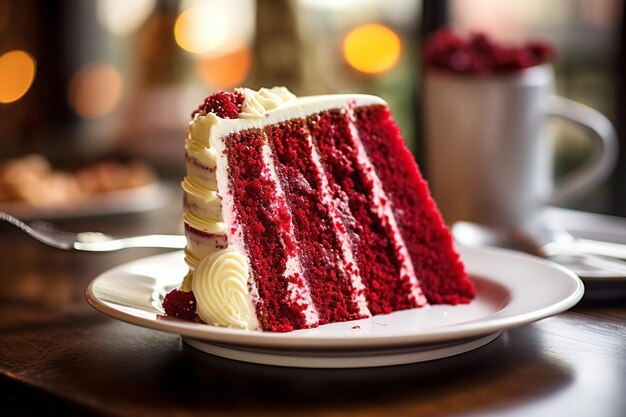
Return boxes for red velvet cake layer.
[354,105,475,304]
[224,129,309,331]
[266,120,365,324]
[308,110,420,315]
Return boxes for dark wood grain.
[1,202,625,417]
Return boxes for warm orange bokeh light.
[197,46,252,88]
[68,62,124,119]
[174,6,228,54]
[0,50,37,103]
[343,23,401,74]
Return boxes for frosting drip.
[192,247,258,329]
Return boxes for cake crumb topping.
[162,289,197,321]
[192,91,245,119]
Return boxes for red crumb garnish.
[424,28,556,75]
[352,325,361,330]
[163,289,197,321]
[192,90,245,119]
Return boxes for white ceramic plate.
[0,182,169,220]
[86,245,584,367]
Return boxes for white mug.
[424,64,618,228]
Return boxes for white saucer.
[543,208,626,298]
[86,245,584,368]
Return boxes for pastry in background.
[0,154,155,207]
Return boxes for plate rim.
[85,245,584,350]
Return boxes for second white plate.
[0,182,169,220]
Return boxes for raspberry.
[192,90,245,119]
[162,289,197,321]
[527,41,556,62]
[424,28,556,75]
[494,47,536,71]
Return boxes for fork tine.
[0,211,73,249]
[0,211,33,233]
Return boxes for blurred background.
[0,0,625,216]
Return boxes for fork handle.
[74,235,187,251]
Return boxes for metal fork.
[0,211,186,251]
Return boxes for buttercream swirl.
[185,139,217,168]
[181,177,219,203]
[183,211,227,234]
[192,247,257,329]
[239,87,297,119]
[188,113,220,145]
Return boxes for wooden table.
[1,198,625,417]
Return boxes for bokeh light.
[97,0,156,36]
[0,50,37,104]
[197,46,252,88]
[174,5,228,54]
[68,62,124,119]
[343,23,401,74]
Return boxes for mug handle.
[547,95,619,206]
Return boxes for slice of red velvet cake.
[163,87,474,332]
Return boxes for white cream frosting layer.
[200,87,387,148]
